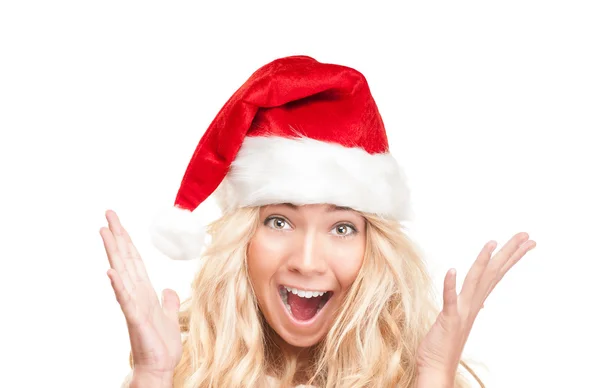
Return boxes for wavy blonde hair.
[128,206,484,387]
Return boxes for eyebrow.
[280,203,354,212]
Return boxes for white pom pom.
[149,206,207,261]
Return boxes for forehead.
[260,204,367,225]
[263,203,354,212]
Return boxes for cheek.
[328,241,365,289]
[247,231,286,288]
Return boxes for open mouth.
[278,285,333,322]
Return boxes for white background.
[1,1,598,387]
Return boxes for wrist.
[130,370,173,388]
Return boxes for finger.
[107,268,134,317]
[106,210,128,251]
[161,288,180,323]
[475,234,534,306]
[100,226,134,295]
[100,226,124,273]
[483,239,536,301]
[459,240,497,300]
[119,222,151,283]
[442,269,458,316]
[490,232,529,271]
[106,210,144,283]
[500,240,536,275]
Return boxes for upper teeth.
[284,286,326,298]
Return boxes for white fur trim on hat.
[149,206,207,261]
[213,136,413,221]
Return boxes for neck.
[273,332,314,366]
[266,328,319,384]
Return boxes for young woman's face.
[247,203,367,348]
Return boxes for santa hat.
[150,55,412,260]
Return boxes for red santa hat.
[150,55,413,260]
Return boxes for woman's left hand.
[416,232,537,383]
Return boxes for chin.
[276,324,329,348]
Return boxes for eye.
[331,224,356,237]
[265,216,292,231]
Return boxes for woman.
[101,56,536,387]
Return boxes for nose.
[287,229,327,276]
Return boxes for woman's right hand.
[100,210,182,382]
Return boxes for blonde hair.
[128,207,484,387]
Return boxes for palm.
[101,210,182,374]
[417,232,536,376]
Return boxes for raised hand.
[100,210,182,382]
[416,232,537,383]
